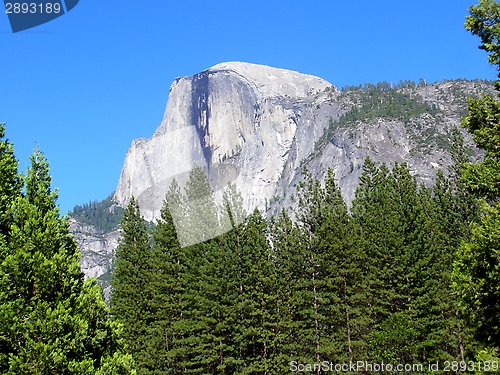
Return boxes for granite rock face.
[114,62,335,223]
[272,80,488,214]
[114,63,486,222]
[70,218,119,300]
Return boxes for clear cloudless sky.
[0,0,497,213]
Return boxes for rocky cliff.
[70,218,119,300]
[72,62,492,288]
[114,62,335,222]
[114,62,487,221]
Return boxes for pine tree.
[169,168,227,374]
[288,167,350,368]
[432,129,479,361]
[269,208,305,368]
[353,158,469,363]
[280,168,372,365]
[352,159,418,362]
[232,209,277,374]
[0,123,21,237]
[171,181,279,374]
[292,169,329,366]
[110,196,151,374]
[317,168,370,362]
[183,164,221,246]
[0,146,134,374]
[352,159,408,357]
[412,186,471,363]
[200,183,250,374]
[144,197,184,374]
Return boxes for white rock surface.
[115,62,335,223]
[70,218,119,300]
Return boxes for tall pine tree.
[183,164,221,246]
[111,196,151,374]
[317,168,370,363]
[0,145,134,374]
[0,123,21,237]
[146,196,184,374]
[353,158,468,364]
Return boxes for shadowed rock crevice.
[191,71,212,167]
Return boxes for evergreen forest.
[108,145,483,374]
[72,195,125,232]
[1,0,500,373]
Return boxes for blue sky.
[0,0,496,213]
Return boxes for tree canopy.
[452,0,500,361]
[0,125,135,374]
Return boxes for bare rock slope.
[114,62,335,221]
[70,218,119,300]
[114,62,486,221]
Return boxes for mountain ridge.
[70,62,493,288]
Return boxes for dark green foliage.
[352,160,417,362]
[0,123,21,237]
[289,168,339,364]
[110,197,151,374]
[0,140,134,374]
[72,194,125,232]
[145,198,184,374]
[269,208,303,367]
[461,93,500,203]
[104,157,483,373]
[318,170,370,362]
[454,203,500,347]
[352,158,470,364]
[166,175,278,374]
[116,173,282,374]
[452,0,500,355]
[232,209,277,374]
[292,168,371,363]
[341,83,439,123]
